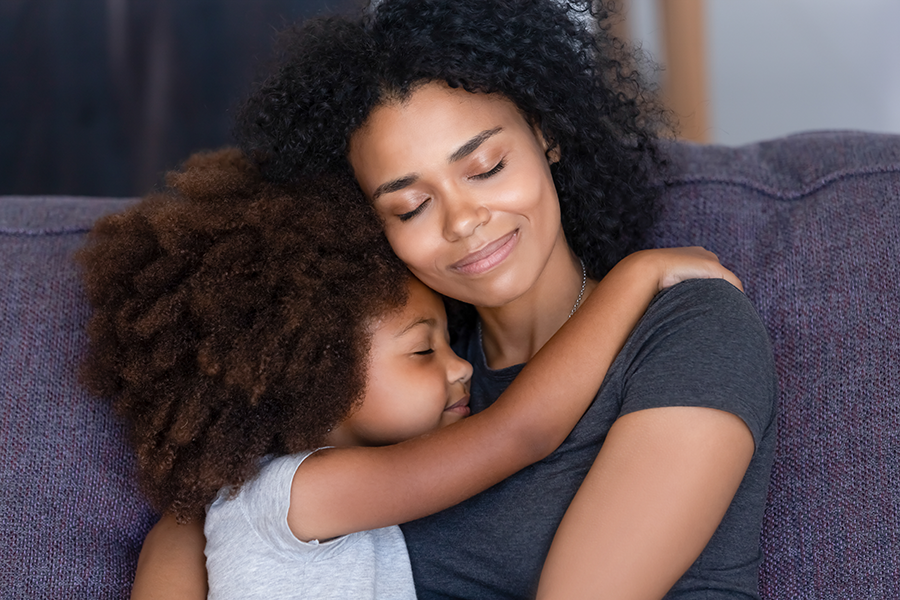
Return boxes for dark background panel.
[0,0,360,196]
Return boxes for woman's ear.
[546,144,561,165]
[532,123,561,165]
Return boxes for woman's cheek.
[388,223,441,271]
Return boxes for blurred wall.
[627,0,900,145]
[7,1,896,196]
[0,0,359,196]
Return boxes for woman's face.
[348,83,568,308]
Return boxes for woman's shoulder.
[648,277,759,322]
[616,278,777,446]
[640,278,771,354]
[632,277,774,372]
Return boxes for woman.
[134,1,776,598]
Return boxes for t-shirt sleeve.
[619,278,777,449]
[237,451,320,554]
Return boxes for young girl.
[80,148,740,598]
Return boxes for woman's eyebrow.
[448,127,503,163]
[372,174,420,201]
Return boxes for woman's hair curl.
[79,148,408,521]
[236,0,666,281]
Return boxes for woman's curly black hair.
[235,0,666,282]
[78,148,408,522]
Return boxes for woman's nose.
[442,193,490,240]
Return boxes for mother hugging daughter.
[92,0,776,598]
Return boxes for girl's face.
[348,83,568,308]
[331,276,473,447]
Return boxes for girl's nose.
[447,350,474,386]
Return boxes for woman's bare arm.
[290,248,742,542]
[131,513,207,600]
[536,270,765,599]
[536,406,754,600]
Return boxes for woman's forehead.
[348,83,532,188]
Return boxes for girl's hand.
[623,247,744,293]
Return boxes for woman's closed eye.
[413,348,435,356]
[469,159,506,181]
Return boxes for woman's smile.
[450,229,519,275]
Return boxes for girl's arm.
[289,247,742,542]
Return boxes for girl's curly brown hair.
[78,147,408,522]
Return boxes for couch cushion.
[0,195,154,598]
[1,131,898,598]
[650,131,900,599]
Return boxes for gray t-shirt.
[401,279,777,599]
[205,451,416,600]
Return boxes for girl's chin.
[440,409,470,428]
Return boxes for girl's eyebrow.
[448,127,503,163]
[395,318,436,338]
[371,127,504,201]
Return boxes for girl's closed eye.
[414,348,435,356]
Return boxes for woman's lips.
[444,395,471,417]
[451,230,519,275]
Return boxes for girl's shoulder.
[209,450,319,515]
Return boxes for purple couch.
[2,131,898,598]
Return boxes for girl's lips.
[444,395,471,416]
[451,230,518,275]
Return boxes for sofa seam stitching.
[1,227,92,236]
[655,164,900,201]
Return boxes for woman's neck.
[477,235,597,369]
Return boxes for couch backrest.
[1,131,898,598]
[0,196,153,598]
[650,131,900,599]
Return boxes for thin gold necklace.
[568,259,587,319]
